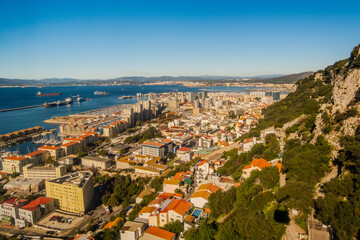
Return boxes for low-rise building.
[17,197,55,227]
[135,166,162,177]
[163,179,180,193]
[190,183,221,208]
[4,177,45,192]
[139,226,175,240]
[61,142,80,156]
[2,156,32,173]
[241,137,257,152]
[139,206,158,220]
[242,158,270,179]
[119,221,147,240]
[117,156,137,169]
[0,198,28,224]
[45,171,94,214]
[25,150,50,165]
[150,198,192,227]
[23,164,66,180]
[136,189,152,204]
[176,147,193,162]
[81,155,112,170]
[38,146,63,160]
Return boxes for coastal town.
[0,90,286,240]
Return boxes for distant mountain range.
[0,72,313,86]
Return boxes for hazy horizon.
[1,0,359,79]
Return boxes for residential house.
[17,197,55,227]
[176,147,193,162]
[0,198,28,224]
[189,183,221,208]
[162,179,181,193]
[139,226,175,240]
[119,221,147,240]
[242,158,277,179]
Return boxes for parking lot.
[36,211,85,231]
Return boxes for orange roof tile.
[197,183,221,193]
[197,160,208,167]
[177,147,191,152]
[139,206,158,214]
[185,215,195,223]
[64,137,83,142]
[39,145,61,150]
[4,156,26,161]
[102,217,123,230]
[160,199,191,216]
[61,142,78,147]
[20,197,52,211]
[145,226,176,240]
[73,234,94,240]
[163,178,180,185]
[25,150,46,157]
[233,182,241,187]
[173,172,184,180]
[243,158,271,170]
[190,191,211,200]
[276,162,282,172]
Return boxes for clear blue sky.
[0,0,360,79]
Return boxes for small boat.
[94,91,109,95]
[77,97,85,102]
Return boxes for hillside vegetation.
[186,44,360,240]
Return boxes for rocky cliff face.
[311,45,360,154]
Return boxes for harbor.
[0,127,57,149]
[0,96,89,112]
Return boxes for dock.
[0,105,43,113]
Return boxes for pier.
[0,105,43,113]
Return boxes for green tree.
[163,220,184,239]
[107,195,119,207]
[259,166,280,189]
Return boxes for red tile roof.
[197,183,221,193]
[160,199,191,216]
[177,147,191,152]
[25,150,46,157]
[61,142,78,147]
[145,226,175,240]
[0,197,28,207]
[39,146,61,150]
[20,197,53,211]
[243,158,271,170]
[4,156,26,161]
[197,160,208,167]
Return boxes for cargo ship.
[36,91,62,97]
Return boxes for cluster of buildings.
[0,89,287,239]
[0,126,43,143]
[0,197,55,228]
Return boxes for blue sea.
[0,84,260,153]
